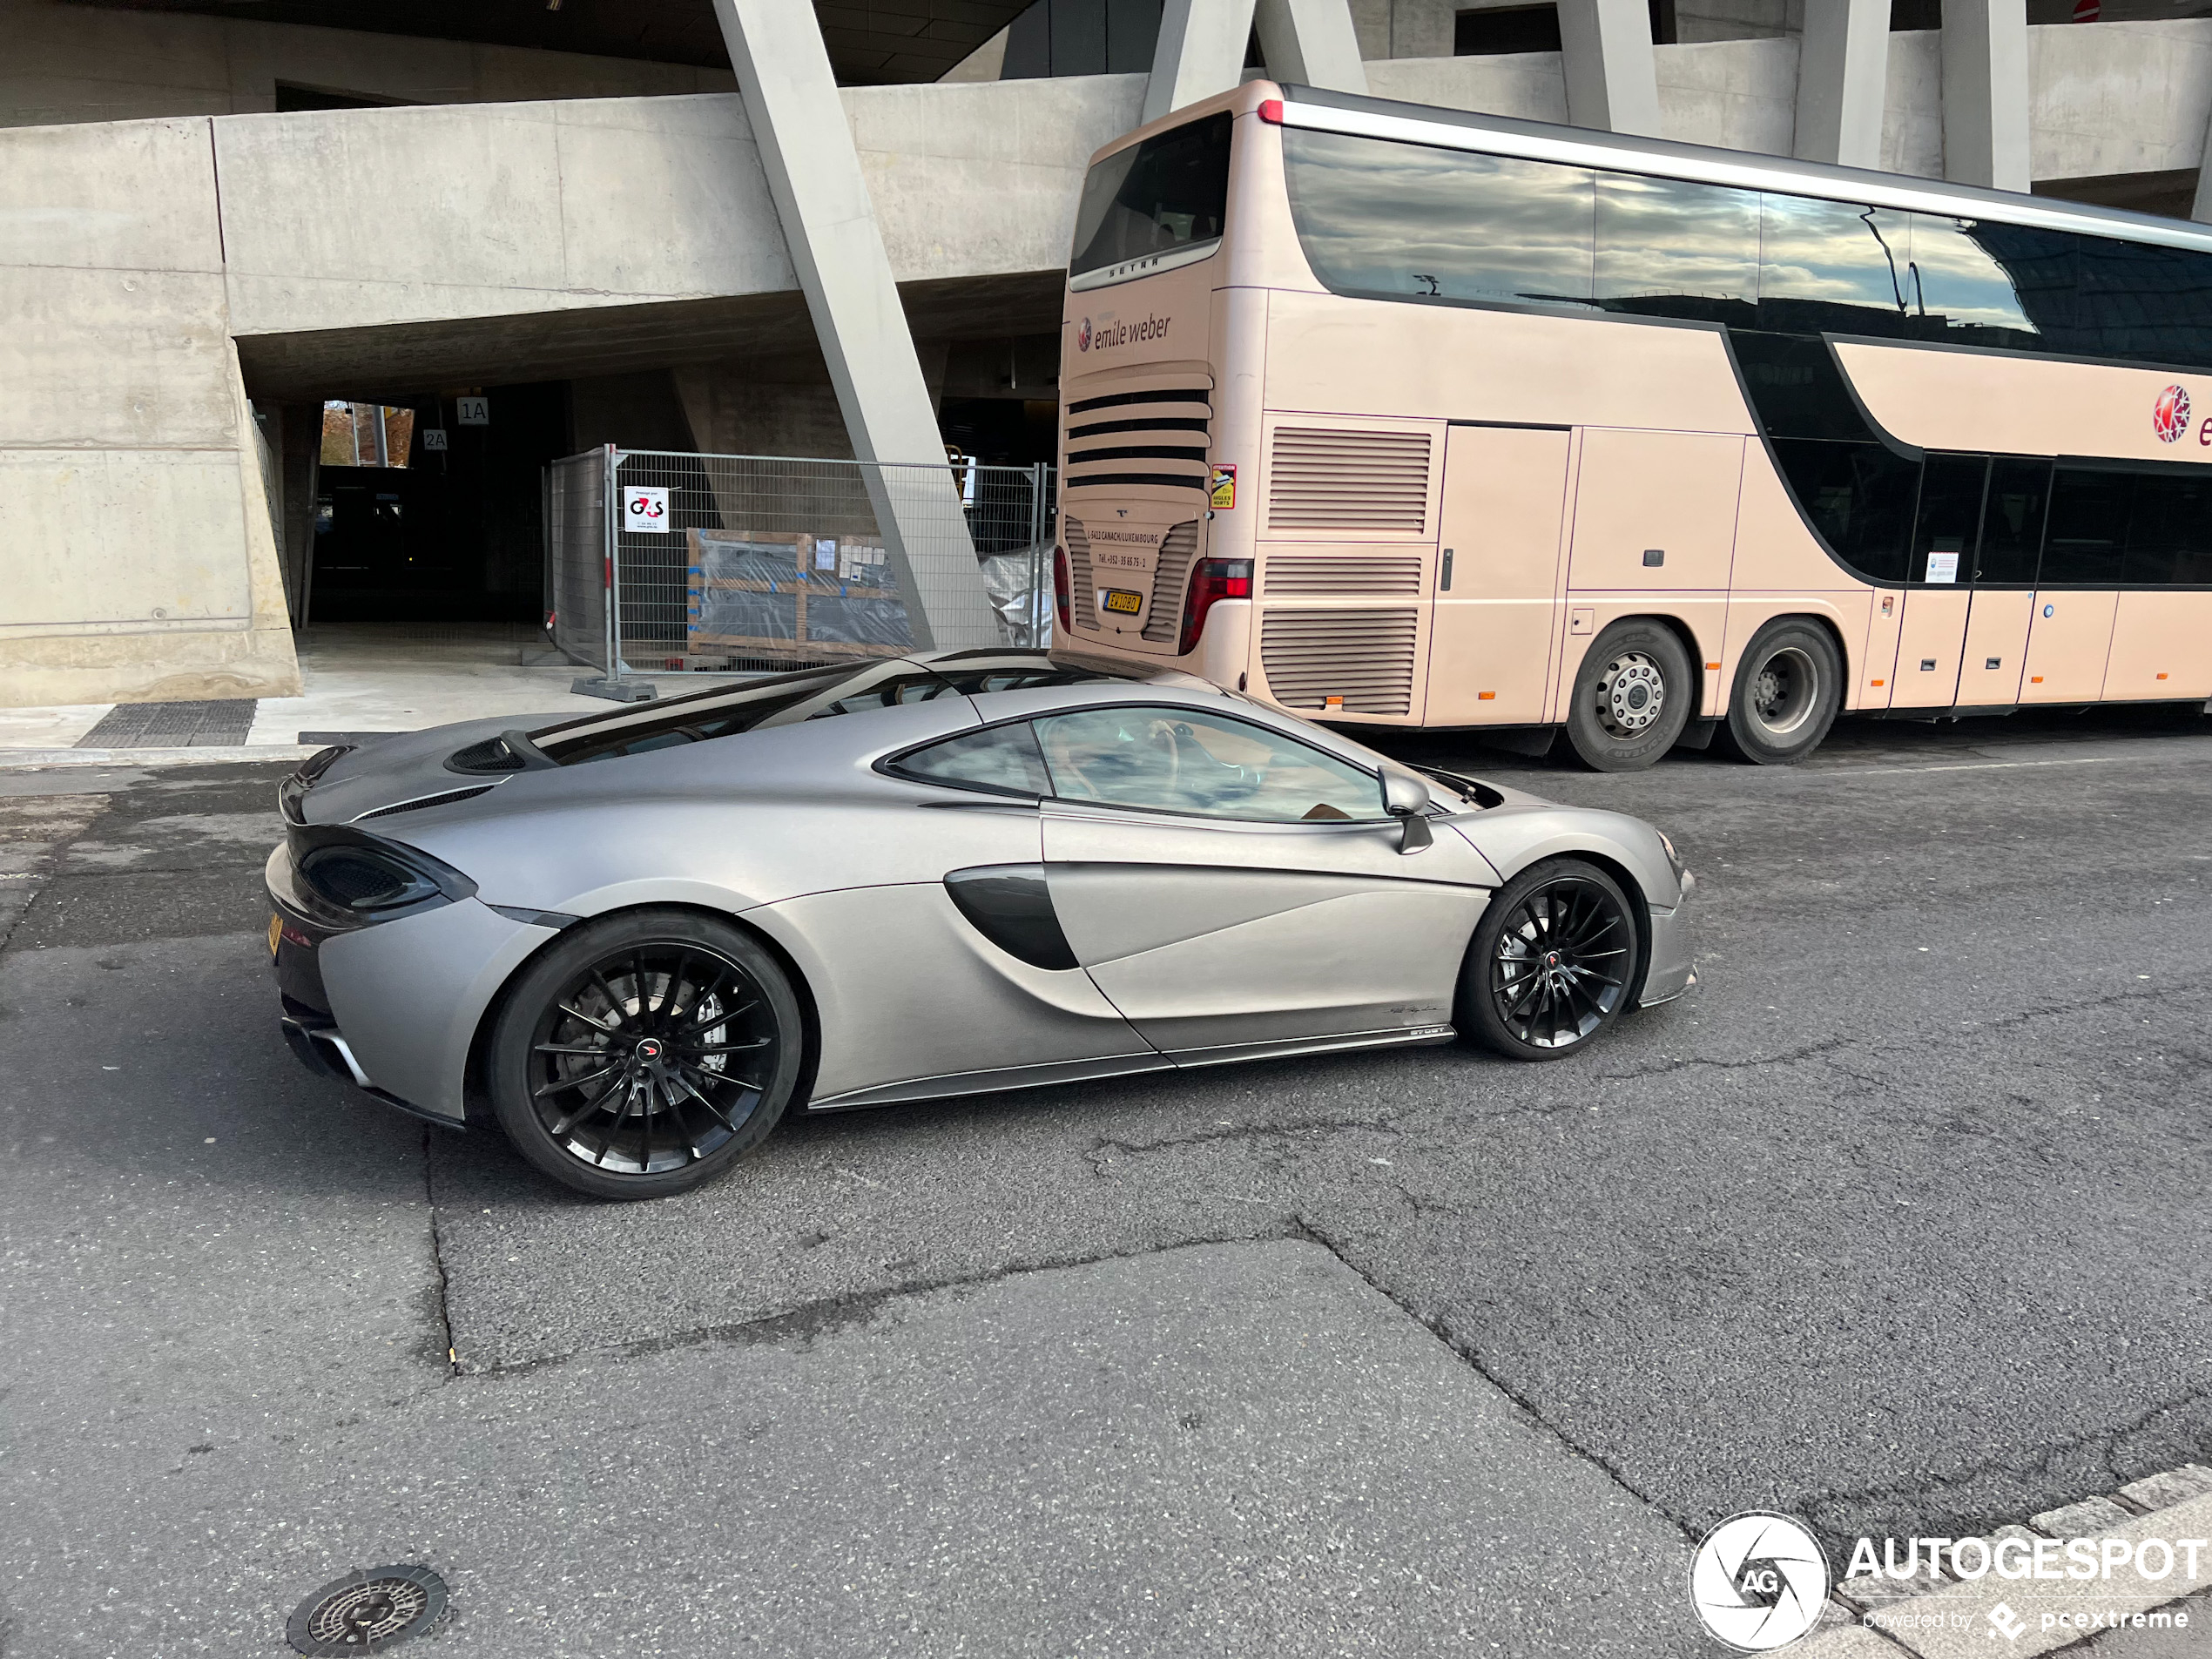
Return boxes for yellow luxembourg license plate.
[268,913,283,960]
[1103,588,1143,616]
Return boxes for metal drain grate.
[287,1564,447,1654]
[78,699,258,748]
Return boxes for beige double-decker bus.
[1049,81,2212,769]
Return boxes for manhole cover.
[286,1564,447,1654]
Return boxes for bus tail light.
[1178,558,1251,656]
[1053,545,1072,633]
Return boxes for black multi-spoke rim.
[1490,878,1632,1049]
[527,943,779,1176]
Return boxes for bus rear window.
[1070,112,1232,279]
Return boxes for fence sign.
[455,396,489,426]
[624,486,670,533]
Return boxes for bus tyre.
[1565,621,1693,772]
[1721,620,1841,765]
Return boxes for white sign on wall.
[455,396,489,426]
[420,428,448,452]
[624,487,670,533]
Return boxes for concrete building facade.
[9,0,2212,705]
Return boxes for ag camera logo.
[1689,1513,1831,1650]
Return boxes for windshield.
[1070,112,1232,278]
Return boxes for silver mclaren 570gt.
[266,651,1695,1198]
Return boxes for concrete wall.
[0,115,297,705]
[0,0,736,128]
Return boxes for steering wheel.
[1143,718,1183,795]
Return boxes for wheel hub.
[1598,653,1665,736]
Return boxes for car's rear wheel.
[1719,619,1842,765]
[1459,859,1640,1060]
[488,909,803,1200]
[1564,621,1694,772]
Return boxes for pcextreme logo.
[1076,313,1170,353]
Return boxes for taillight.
[1178,558,1252,656]
[1052,545,1072,633]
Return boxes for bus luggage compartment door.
[1892,589,1970,708]
[1426,425,1571,725]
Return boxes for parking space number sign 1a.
[624,487,670,533]
[455,396,489,426]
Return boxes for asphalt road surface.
[2,703,2207,1656]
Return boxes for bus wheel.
[1721,620,1841,765]
[1565,621,1693,772]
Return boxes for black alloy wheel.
[1460,859,1640,1060]
[1564,620,1694,772]
[489,910,802,1199]
[1720,618,1843,765]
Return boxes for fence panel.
[547,449,610,674]
[597,451,1055,674]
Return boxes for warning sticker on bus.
[1209,464,1237,509]
[1103,589,1143,616]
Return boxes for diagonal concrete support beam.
[1795,0,1890,168]
[1253,0,1369,94]
[1144,0,1366,124]
[710,0,997,651]
[1557,0,1663,137]
[1940,0,2032,192]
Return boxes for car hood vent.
[448,734,536,774]
[355,785,495,821]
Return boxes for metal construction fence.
[548,447,1055,687]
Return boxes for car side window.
[890,722,1051,797]
[1033,706,1387,823]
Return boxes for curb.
[1794,1463,2212,1656]
[0,745,318,771]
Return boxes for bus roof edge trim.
[1275,88,2212,257]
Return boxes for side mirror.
[1383,772,1433,853]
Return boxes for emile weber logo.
[1076,314,1170,353]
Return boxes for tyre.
[1459,858,1641,1061]
[487,908,804,1200]
[1564,621,1694,772]
[1720,619,1842,765]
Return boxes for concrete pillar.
[2192,131,2212,222]
[1940,0,2031,192]
[1145,0,1260,124]
[1794,0,1889,167]
[1557,0,1664,137]
[708,0,996,651]
[1254,0,1370,94]
[279,403,322,624]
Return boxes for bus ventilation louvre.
[1261,610,1420,716]
[1263,554,1425,595]
[1062,379,1214,496]
[1141,522,1201,644]
[1063,520,1098,632]
[1268,428,1432,530]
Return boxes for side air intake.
[1268,428,1433,532]
[1263,555,1425,596]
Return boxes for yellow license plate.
[268,913,283,959]
[1103,588,1143,616]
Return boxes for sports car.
[266,651,1696,1198]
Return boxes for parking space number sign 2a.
[624,487,670,533]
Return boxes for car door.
[1033,702,1494,1060]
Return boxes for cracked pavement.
[1,705,2208,1656]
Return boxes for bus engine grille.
[1267,428,1433,531]
[1259,609,1419,716]
[1263,554,1424,596]
[1063,518,1100,632]
[1062,379,1213,496]
[1141,521,1201,644]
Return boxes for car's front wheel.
[1459,859,1641,1060]
[488,908,803,1200]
